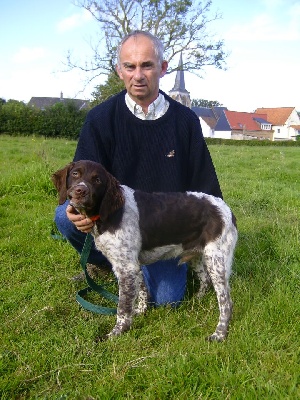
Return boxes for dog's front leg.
[106,263,140,339]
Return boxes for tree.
[70,0,226,87]
[191,99,223,108]
[90,72,125,106]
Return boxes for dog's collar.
[90,215,101,222]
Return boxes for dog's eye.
[95,177,101,184]
[72,171,79,178]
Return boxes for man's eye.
[125,65,134,71]
[143,64,153,70]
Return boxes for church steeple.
[169,52,191,108]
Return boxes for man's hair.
[117,30,165,66]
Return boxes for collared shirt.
[125,92,169,120]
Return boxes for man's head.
[116,31,168,110]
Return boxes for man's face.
[116,35,168,107]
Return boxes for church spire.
[169,52,191,108]
[171,53,188,92]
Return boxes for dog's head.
[51,160,125,221]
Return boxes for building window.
[277,128,280,133]
[261,124,271,130]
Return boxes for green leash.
[51,223,118,315]
[76,233,118,315]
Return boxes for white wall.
[214,130,232,139]
[199,118,213,138]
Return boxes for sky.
[0,0,299,112]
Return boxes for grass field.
[0,135,299,399]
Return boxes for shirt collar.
[125,92,169,120]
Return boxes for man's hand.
[66,204,94,233]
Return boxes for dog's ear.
[99,174,125,221]
[51,163,74,204]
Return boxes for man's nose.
[134,67,144,80]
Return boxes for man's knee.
[54,202,74,238]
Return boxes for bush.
[0,100,88,139]
[205,138,300,146]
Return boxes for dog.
[52,160,238,341]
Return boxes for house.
[215,110,273,140]
[28,92,89,111]
[254,107,300,141]
[192,106,227,137]
[192,107,273,140]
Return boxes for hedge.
[0,100,88,140]
[205,138,300,146]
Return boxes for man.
[54,30,222,306]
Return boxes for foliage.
[206,138,300,146]
[0,99,34,135]
[91,72,125,106]
[0,135,299,398]
[39,102,88,139]
[0,100,88,139]
[191,98,223,107]
[69,0,227,88]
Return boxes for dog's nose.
[70,184,88,199]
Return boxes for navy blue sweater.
[74,90,222,198]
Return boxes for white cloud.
[56,9,93,33]
[12,47,48,64]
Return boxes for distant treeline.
[0,99,88,139]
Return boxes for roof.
[202,116,218,129]
[28,94,89,110]
[192,107,274,132]
[212,106,227,119]
[214,110,272,131]
[192,106,228,129]
[253,117,270,124]
[214,111,230,130]
[192,107,215,118]
[225,111,271,131]
[254,107,295,125]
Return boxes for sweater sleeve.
[73,106,113,171]
[186,112,223,199]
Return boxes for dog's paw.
[206,332,227,342]
[195,288,207,299]
[95,334,110,343]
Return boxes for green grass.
[0,135,299,399]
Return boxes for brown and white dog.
[52,160,238,341]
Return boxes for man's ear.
[116,64,124,80]
[160,60,168,78]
